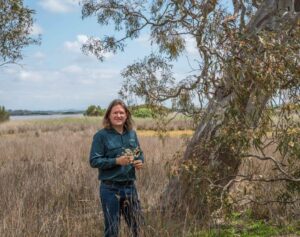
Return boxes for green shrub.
[84,105,105,117]
[130,104,172,118]
[132,107,153,118]
[0,106,10,122]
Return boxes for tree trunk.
[161,86,271,217]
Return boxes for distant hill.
[8,109,84,116]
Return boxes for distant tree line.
[8,110,84,116]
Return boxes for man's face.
[109,104,127,127]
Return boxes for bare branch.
[0,61,13,67]
[235,197,300,205]
[243,154,300,182]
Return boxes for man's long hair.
[103,99,133,130]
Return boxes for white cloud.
[77,34,89,43]
[1,63,123,110]
[87,68,118,80]
[30,23,43,35]
[38,0,79,13]
[61,64,119,83]
[62,64,83,74]
[64,35,114,59]
[6,65,119,85]
[2,67,18,75]
[135,34,151,45]
[184,36,198,56]
[64,34,89,53]
[33,51,46,60]
[19,70,43,82]
[102,52,114,59]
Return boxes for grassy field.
[0,117,299,236]
[0,118,189,236]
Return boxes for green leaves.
[0,0,40,64]
[84,105,105,116]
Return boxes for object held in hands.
[123,147,140,164]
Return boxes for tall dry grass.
[0,116,194,137]
[0,119,299,236]
[0,120,188,237]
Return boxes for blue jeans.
[100,183,142,237]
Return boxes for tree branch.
[243,154,300,182]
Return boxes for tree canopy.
[84,105,105,116]
[0,0,39,66]
[81,0,299,113]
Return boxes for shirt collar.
[107,127,128,135]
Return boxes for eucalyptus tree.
[0,0,39,66]
[82,0,300,218]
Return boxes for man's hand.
[133,160,143,170]
[116,155,134,166]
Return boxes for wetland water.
[10,114,83,121]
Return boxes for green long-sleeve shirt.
[89,128,144,181]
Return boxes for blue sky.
[0,0,200,110]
